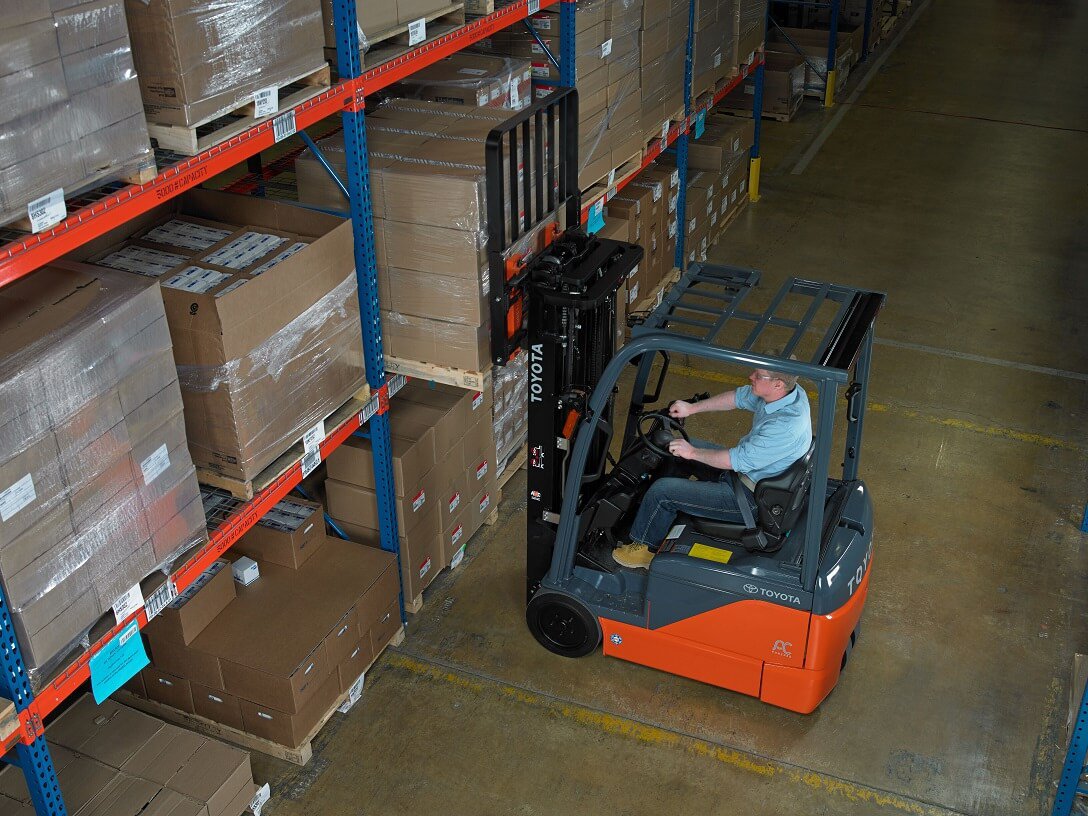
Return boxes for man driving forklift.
[613,360,812,569]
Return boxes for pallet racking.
[0,1,767,812]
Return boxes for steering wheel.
[637,410,690,459]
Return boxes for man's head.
[749,363,798,403]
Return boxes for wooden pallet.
[147,65,331,156]
[386,356,491,391]
[707,202,747,247]
[196,384,372,500]
[582,149,645,211]
[497,447,527,490]
[325,4,466,69]
[0,699,18,752]
[117,627,404,766]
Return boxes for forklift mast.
[485,89,644,600]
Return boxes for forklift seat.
[685,441,816,553]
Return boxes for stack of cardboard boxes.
[0,265,205,686]
[721,50,806,120]
[605,161,680,309]
[493,350,529,475]
[768,26,854,100]
[733,0,766,70]
[390,51,533,111]
[0,0,154,226]
[127,0,325,129]
[322,0,457,60]
[678,114,755,262]
[76,191,366,485]
[639,0,689,145]
[326,380,497,604]
[0,695,256,816]
[298,100,521,375]
[135,504,401,748]
[691,0,740,100]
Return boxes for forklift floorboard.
[254,0,1088,812]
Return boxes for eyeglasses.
[751,373,780,382]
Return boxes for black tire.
[526,592,602,658]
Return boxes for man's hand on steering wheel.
[667,439,696,460]
[669,400,697,420]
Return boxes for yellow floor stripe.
[387,653,958,816]
[669,364,1082,453]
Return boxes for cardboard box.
[127,0,325,127]
[321,0,397,48]
[75,191,367,484]
[183,538,395,714]
[142,667,196,715]
[382,310,490,372]
[327,419,436,495]
[325,606,361,667]
[334,513,439,604]
[368,598,401,654]
[337,636,375,694]
[239,671,340,748]
[722,51,805,118]
[233,497,324,569]
[145,560,235,646]
[380,265,488,326]
[191,682,245,733]
[326,467,440,538]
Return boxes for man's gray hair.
[764,348,799,390]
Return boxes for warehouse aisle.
[256,2,1088,814]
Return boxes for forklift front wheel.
[527,592,602,658]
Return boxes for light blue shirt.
[728,384,812,483]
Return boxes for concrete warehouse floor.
[255,1,1088,813]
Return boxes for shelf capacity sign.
[89,621,149,703]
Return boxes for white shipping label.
[477,91,489,105]
[713,52,722,68]
[450,545,466,570]
[628,283,639,303]
[408,18,427,46]
[144,580,177,621]
[472,392,484,410]
[601,39,613,58]
[449,493,461,514]
[651,182,663,202]
[744,83,755,96]
[660,120,669,142]
[112,584,145,622]
[476,461,488,480]
[480,494,491,513]
[337,674,365,713]
[509,80,521,108]
[668,220,677,238]
[607,168,617,186]
[458,67,489,76]
[412,491,426,512]
[249,784,272,816]
[253,86,278,117]
[531,63,549,78]
[528,0,541,13]
[27,188,66,233]
[419,557,431,579]
[301,448,320,478]
[303,421,325,454]
[451,525,464,547]
[670,170,679,188]
[0,474,36,522]
[140,444,171,485]
[273,110,296,143]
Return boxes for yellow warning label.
[689,543,732,564]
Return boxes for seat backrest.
[753,441,816,537]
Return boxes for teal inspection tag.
[90,620,149,703]
[587,199,605,234]
[694,111,707,139]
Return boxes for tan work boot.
[613,542,654,569]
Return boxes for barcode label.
[527,0,540,12]
[303,421,325,454]
[419,557,431,579]
[450,545,466,570]
[412,491,426,512]
[301,448,320,478]
[144,580,177,620]
[601,39,612,58]
[253,87,278,117]
[661,120,669,142]
[607,168,616,186]
[0,474,36,522]
[451,525,464,546]
[408,18,426,46]
[112,584,145,622]
[140,444,171,485]
[390,374,407,396]
[249,784,271,816]
[360,395,380,424]
[273,110,296,143]
[27,188,66,233]
[449,493,461,513]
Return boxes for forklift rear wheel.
[527,592,602,658]
[840,625,860,671]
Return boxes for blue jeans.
[628,439,755,550]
